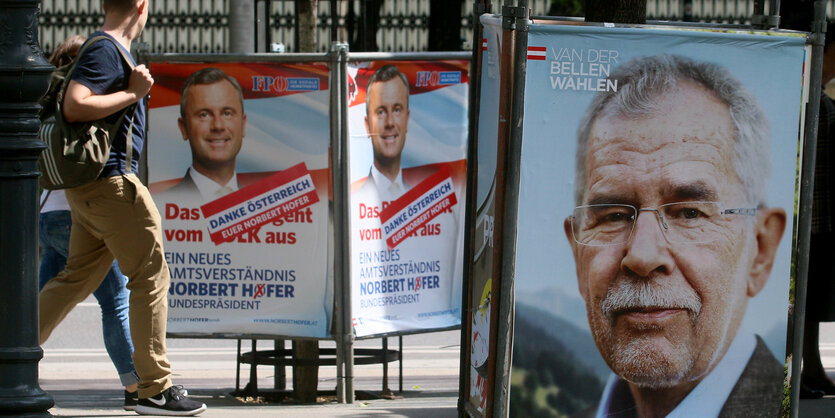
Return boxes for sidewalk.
[38,341,835,417]
[36,305,835,417]
[40,331,462,417]
[41,386,459,417]
[38,377,835,417]
[803,396,835,417]
[41,355,461,417]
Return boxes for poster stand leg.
[399,336,404,393]
[329,41,351,404]
[274,339,286,390]
[232,337,399,401]
[233,339,260,396]
[235,339,241,392]
[249,340,259,395]
[382,337,389,392]
[345,334,356,403]
[336,332,345,402]
[377,337,405,396]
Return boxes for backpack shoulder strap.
[95,36,136,71]
[60,35,140,174]
[83,36,139,174]
[61,35,136,97]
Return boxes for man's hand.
[64,65,154,123]
[128,64,154,100]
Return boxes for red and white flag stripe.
[481,38,487,51]
[527,46,546,60]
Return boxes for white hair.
[575,54,771,206]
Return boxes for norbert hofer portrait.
[564,54,787,417]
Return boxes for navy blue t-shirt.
[70,31,146,177]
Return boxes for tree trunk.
[297,0,318,52]
[292,340,320,402]
[428,0,463,51]
[584,0,646,24]
[294,1,320,400]
[355,0,383,52]
[229,0,255,53]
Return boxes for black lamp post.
[0,0,55,415]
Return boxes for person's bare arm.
[63,64,154,123]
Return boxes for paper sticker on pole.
[201,163,319,245]
[380,168,458,249]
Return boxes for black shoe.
[800,383,825,399]
[129,386,187,410]
[136,385,207,416]
[803,376,835,396]
[124,390,138,411]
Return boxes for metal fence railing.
[37,0,831,55]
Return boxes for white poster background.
[347,61,468,337]
[148,63,332,338]
[511,23,806,415]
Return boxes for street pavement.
[39,297,461,417]
[38,297,835,417]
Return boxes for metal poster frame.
[341,48,472,343]
[138,46,472,404]
[462,0,825,417]
[790,2,827,415]
[340,49,471,400]
[459,0,495,416]
[138,50,337,343]
[139,49,350,401]
[331,42,351,404]
[459,1,525,415]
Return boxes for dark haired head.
[103,0,139,14]
[365,64,410,114]
[49,35,85,67]
[179,67,245,119]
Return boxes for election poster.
[467,14,503,415]
[509,24,806,416]
[347,60,468,337]
[147,62,332,338]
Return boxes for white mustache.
[601,280,702,318]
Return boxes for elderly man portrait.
[563,54,787,418]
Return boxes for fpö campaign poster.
[510,24,806,416]
[347,60,468,337]
[147,62,332,338]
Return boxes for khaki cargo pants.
[39,173,172,398]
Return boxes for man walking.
[38,0,206,415]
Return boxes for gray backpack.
[39,35,136,190]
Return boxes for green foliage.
[509,309,604,417]
[781,355,792,418]
[548,0,584,17]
